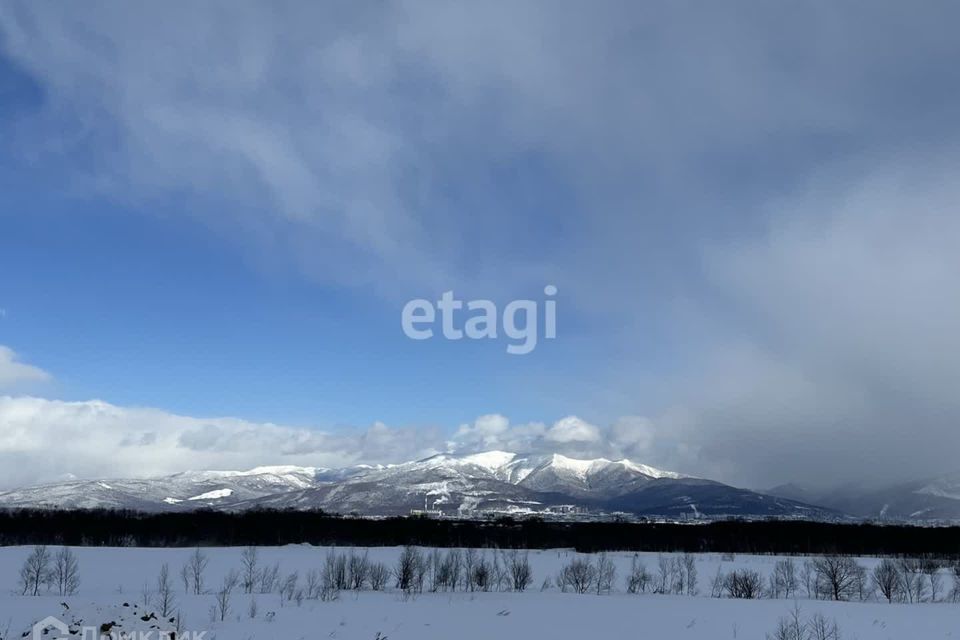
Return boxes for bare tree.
[811,556,861,601]
[506,550,533,592]
[430,549,460,591]
[897,558,927,603]
[471,553,491,592]
[654,554,671,594]
[394,546,425,594]
[53,547,80,596]
[626,555,652,594]
[348,550,369,590]
[800,560,815,599]
[681,553,698,596]
[19,545,52,596]
[155,563,176,618]
[668,557,684,595]
[770,558,797,599]
[259,561,280,594]
[462,548,478,591]
[709,565,726,598]
[185,548,209,595]
[491,551,508,592]
[594,553,616,595]
[921,558,944,602]
[213,570,239,621]
[240,546,260,594]
[557,558,596,594]
[724,569,763,599]
[872,558,901,603]
[140,580,154,607]
[767,603,806,640]
[179,563,191,594]
[305,568,322,599]
[807,612,841,640]
[766,604,840,640]
[949,563,960,602]
[428,549,443,592]
[280,571,299,604]
[445,549,462,591]
[368,561,389,591]
[322,550,347,594]
[852,561,869,601]
[429,549,461,592]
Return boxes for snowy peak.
[458,450,518,471]
[616,459,682,480]
[452,451,689,497]
[545,454,598,479]
[381,451,684,490]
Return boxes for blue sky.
[1,2,960,489]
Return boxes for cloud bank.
[0,396,683,489]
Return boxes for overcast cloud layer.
[2,2,960,489]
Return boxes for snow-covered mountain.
[767,472,960,521]
[0,465,355,510]
[0,451,827,519]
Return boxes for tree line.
[1,508,960,556]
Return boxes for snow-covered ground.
[1,545,957,639]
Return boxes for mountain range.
[0,450,830,519]
[768,472,960,522]
[2,450,957,522]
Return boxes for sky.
[1,2,959,490]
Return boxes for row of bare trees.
[556,553,618,594]
[394,546,533,594]
[18,544,960,608]
[18,545,80,596]
[871,557,960,603]
[705,555,960,603]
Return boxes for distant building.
[546,504,581,514]
[410,495,445,518]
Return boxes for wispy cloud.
[4,3,955,301]
[0,346,51,390]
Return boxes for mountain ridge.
[0,450,832,519]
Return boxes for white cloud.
[545,416,601,443]
[450,413,512,449]
[0,346,51,390]
[0,396,689,489]
[0,396,441,489]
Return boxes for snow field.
[0,545,957,639]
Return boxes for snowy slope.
[0,451,829,519]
